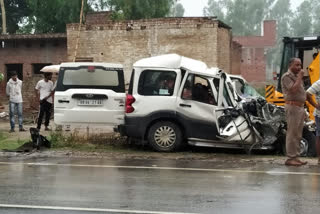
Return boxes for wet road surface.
[0,157,319,214]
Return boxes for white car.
[54,62,126,127]
[119,54,259,152]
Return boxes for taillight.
[126,94,135,113]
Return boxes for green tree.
[105,0,174,20]
[264,0,292,67]
[0,0,30,34]
[204,0,276,36]
[290,0,312,36]
[24,0,91,33]
[170,1,185,17]
[310,0,320,34]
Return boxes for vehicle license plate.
[78,99,103,106]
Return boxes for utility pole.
[73,0,86,62]
[0,0,6,34]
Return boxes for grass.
[0,129,147,153]
[47,130,142,153]
[0,131,28,150]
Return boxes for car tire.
[147,121,183,152]
[303,129,316,157]
[281,133,314,157]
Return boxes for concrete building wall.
[67,17,232,81]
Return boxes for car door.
[176,72,219,140]
[214,73,255,144]
[54,64,126,126]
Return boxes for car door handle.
[179,104,192,108]
[58,100,70,103]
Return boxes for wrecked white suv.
[118,54,293,153]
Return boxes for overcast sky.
[181,0,305,17]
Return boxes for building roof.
[0,33,67,41]
[60,62,123,69]
[134,54,221,76]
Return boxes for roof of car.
[134,54,221,76]
[228,74,247,82]
[60,62,123,68]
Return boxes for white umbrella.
[40,65,60,73]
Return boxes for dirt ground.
[0,106,319,166]
[0,102,114,141]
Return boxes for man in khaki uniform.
[281,58,308,166]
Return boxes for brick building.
[233,20,276,83]
[67,14,233,81]
[0,34,67,109]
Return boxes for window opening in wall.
[32,63,52,75]
[53,40,59,47]
[6,64,23,81]
[40,41,46,47]
[13,41,18,48]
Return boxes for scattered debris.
[0,112,8,118]
[1,128,51,153]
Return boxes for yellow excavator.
[266,36,320,120]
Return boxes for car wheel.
[147,121,183,152]
[281,137,309,157]
[303,129,316,157]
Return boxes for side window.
[182,74,216,105]
[138,70,177,96]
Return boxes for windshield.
[242,84,263,98]
[232,77,262,98]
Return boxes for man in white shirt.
[306,80,320,164]
[6,71,25,132]
[35,73,54,131]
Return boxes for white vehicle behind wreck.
[118,54,316,156]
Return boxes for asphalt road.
[0,157,319,214]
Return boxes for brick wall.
[240,48,266,82]
[217,27,231,73]
[86,11,112,25]
[233,20,276,83]
[67,17,232,81]
[0,36,67,109]
[231,41,242,75]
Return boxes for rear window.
[55,66,125,92]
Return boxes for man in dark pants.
[281,58,308,166]
[35,73,54,131]
[306,78,320,165]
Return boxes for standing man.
[35,73,54,131]
[0,72,4,110]
[306,81,320,164]
[281,58,308,166]
[6,71,25,132]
